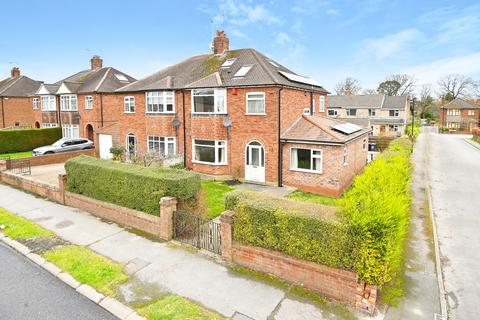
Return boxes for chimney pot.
[90,55,103,71]
[213,30,229,55]
[11,67,20,78]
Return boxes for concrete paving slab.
[124,257,151,275]
[234,183,295,197]
[0,184,54,213]
[76,284,105,304]
[272,298,325,320]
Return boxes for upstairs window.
[319,96,325,112]
[246,92,265,114]
[343,147,348,166]
[368,109,376,117]
[85,96,93,109]
[192,88,226,114]
[468,110,475,116]
[33,98,39,109]
[291,148,322,173]
[146,91,174,113]
[60,95,78,111]
[124,96,135,113]
[347,108,357,116]
[41,95,56,111]
[389,109,399,117]
[328,109,338,116]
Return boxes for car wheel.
[44,151,54,155]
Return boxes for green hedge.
[65,155,201,216]
[0,127,62,153]
[340,137,412,286]
[225,190,356,270]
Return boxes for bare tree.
[437,74,475,101]
[417,84,435,118]
[334,77,361,95]
[377,74,415,96]
[362,88,378,95]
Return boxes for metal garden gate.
[173,211,221,255]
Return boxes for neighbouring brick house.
[110,30,369,196]
[33,56,136,146]
[0,67,42,128]
[439,98,480,132]
[328,94,410,137]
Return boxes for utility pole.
[411,97,416,137]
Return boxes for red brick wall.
[0,171,62,202]
[24,149,95,167]
[0,97,34,128]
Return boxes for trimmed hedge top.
[0,127,62,153]
[65,155,201,215]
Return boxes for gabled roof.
[55,67,136,94]
[383,95,408,109]
[36,83,61,95]
[441,98,480,109]
[328,94,409,110]
[281,115,370,144]
[0,75,42,97]
[117,48,328,93]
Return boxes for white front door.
[245,141,265,183]
[99,134,113,159]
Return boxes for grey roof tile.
[383,95,408,110]
[441,98,480,109]
[328,94,385,109]
[0,76,42,97]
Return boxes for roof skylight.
[115,74,129,82]
[279,71,321,87]
[268,60,279,67]
[233,65,253,77]
[221,58,237,67]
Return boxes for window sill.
[192,113,228,116]
[245,113,267,116]
[124,111,135,114]
[192,160,228,166]
[60,110,79,112]
[290,168,322,175]
[145,112,176,116]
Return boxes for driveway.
[0,242,117,320]
[426,131,480,319]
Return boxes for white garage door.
[99,134,113,159]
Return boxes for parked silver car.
[32,138,94,156]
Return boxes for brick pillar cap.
[220,210,235,223]
[58,173,67,179]
[160,196,177,205]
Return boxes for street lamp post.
[411,97,416,137]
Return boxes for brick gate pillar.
[159,197,177,241]
[57,174,67,204]
[220,210,235,262]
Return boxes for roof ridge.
[0,76,23,95]
[94,67,111,92]
[303,115,344,140]
[281,116,302,136]
[250,48,280,84]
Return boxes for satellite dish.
[223,118,232,127]
[171,119,180,127]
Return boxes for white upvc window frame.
[60,94,78,111]
[192,139,227,165]
[246,92,266,115]
[33,98,39,109]
[62,124,79,139]
[124,96,135,113]
[468,110,475,116]
[41,95,56,111]
[389,125,399,132]
[290,147,323,174]
[147,136,176,156]
[328,109,338,116]
[343,147,348,166]
[346,108,357,117]
[319,95,325,112]
[146,91,175,114]
[191,88,227,114]
[41,123,58,128]
[368,108,376,117]
[389,109,400,117]
[85,96,93,109]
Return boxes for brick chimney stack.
[90,55,103,71]
[11,67,20,78]
[213,30,229,55]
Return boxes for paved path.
[426,131,480,319]
[0,242,117,320]
[0,184,353,320]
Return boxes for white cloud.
[363,29,422,60]
[214,0,282,26]
[276,32,293,46]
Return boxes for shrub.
[109,146,125,160]
[0,127,62,153]
[340,137,412,286]
[225,190,355,270]
[65,155,201,215]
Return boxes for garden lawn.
[201,181,234,218]
[287,190,338,206]
[0,208,53,239]
[0,151,32,159]
[138,295,226,320]
[43,245,128,296]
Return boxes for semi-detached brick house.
[108,31,369,196]
[439,98,480,133]
[0,67,42,128]
[33,56,136,145]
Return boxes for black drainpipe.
[182,90,187,167]
[0,97,5,128]
[278,87,283,187]
[310,91,313,114]
[57,96,62,126]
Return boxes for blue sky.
[1,0,479,94]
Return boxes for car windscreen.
[52,139,67,147]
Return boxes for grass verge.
[0,208,53,239]
[43,245,128,296]
[201,180,234,218]
[0,151,32,159]
[286,190,338,206]
[138,295,226,320]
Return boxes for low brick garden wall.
[25,149,95,167]
[0,171,63,203]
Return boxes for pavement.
[384,127,441,319]
[0,241,117,320]
[233,183,295,197]
[0,183,359,320]
[425,131,480,319]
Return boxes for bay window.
[41,95,56,111]
[193,139,227,164]
[246,92,265,114]
[146,91,174,113]
[62,124,79,139]
[192,88,226,114]
[147,136,176,156]
[291,148,322,173]
[60,95,78,111]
